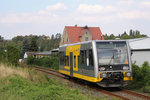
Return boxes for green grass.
[0,64,103,100]
[0,75,89,100]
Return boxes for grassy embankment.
[0,63,107,100]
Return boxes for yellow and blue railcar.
[59,40,132,87]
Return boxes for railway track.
[34,66,150,100]
[121,89,150,100]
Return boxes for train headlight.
[125,72,132,77]
[100,73,107,78]
[123,66,129,70]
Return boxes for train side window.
[89,49,94,66]
[65,56,69,66]
[74,56,76,68]
[59,52,65,65]
[80,50,86,65]
[78,56,80,68]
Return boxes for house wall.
[131,50,150,66]
[24,53,28,58]
[80,30,92,42]
[59,28,70,45]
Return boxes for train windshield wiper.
[108,53,114,65]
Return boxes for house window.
[85,37,88,41]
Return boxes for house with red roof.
[60,25,104,45]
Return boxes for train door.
[70,52,73,76]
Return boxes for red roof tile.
[65,26,104,43]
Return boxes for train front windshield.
[97,42,128,66]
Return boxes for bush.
[26,56,35,65]
[0,50,5,62]
[132,64,142,80]
[127,62,150,93]
[6,45,20,65]
[141,62,150,86]
[127,64,143,89]
[142,86,150,93]
[26,56,59,70]
[34,58,42,66]
[42,57,52,68]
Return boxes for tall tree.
[103,34,109,40]
[54,33,61,48]
[109,34,115,40]
[29,38,38,51]
[12,36,24,43]
[21,38,30,58]
[129,29,133,36]
[0,35,4,42]
[6,45,20,65]
[51,34,54,40]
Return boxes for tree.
[120,32,129,39]
[135,30,142,38]
[29,38,38,51]
[54,33,61,48]
[118,34,121,38]
[129,29,133,36]
[21,38,30,58]
[51,34,54,40]
[109,34,115,40]
[0,49,4,62]
[12,36,24,43]
[6,45,20,65]
[0,35,4,42]
[103,34,109,40]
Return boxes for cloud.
[0,13,22,23]
[46,3,67,11]
[39,3,67,14]
[77,4,116,14]
[0,3,67,24]
[0,13,58,24]
[117,0,135,6]
[74,15,116,23]
[118,11,150,20]
[140,1,150,8]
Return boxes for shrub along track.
[34,66,150,100]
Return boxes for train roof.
[59,40,127,48]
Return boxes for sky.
[0,0,150,39]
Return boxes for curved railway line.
[34,66,150,100]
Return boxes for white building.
[128,37,150,66]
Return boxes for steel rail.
[34,66,58,73]
[35,68,64,78]
[121,89,150,100]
